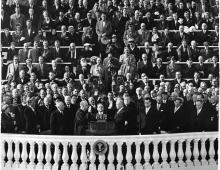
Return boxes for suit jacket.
[18,49,29,63]
[28,48,41,63]
[112,16,127,38]
[41,48,52,62]
[124,103,138,135]
[156,103,171,132]
[16,76,30,85]
[174,32,189,46]
[27,15,38,30]
[188,79,201,88]
[50,109,66,135]
[137,61,153,77]
[16,104,27,132]
[51,48,66,61]
[24,107,37,134]
[37,105,55,132]
[1,33,12,46]
[114,107,127,135]
[189,106,214,132]
[183,65,196,78]
[140,105,160,134]
[195,64,207,78]
[208,63,219,77]
[34,63,49,79]
[140,48,153,63]
[64,104,78,135]
[190,47,200,62]
[197,30,211,45]
[168,19,180,30]
[96,20,112,38]
[153,65,166,78]
[74,109,88,135]
[162,49,178,62]
[82,18,97,30]
[169,105,189,132]
[10,13,26,30]
[1,111,16,133]
[1,13,10,29]
[48,65,64,79]
[200,48,214,61]
[7,63,21,80]
[23,28,36,44]
[119,64,136,79]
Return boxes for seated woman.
[95,103,107,122]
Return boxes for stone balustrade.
[1,132,218,170]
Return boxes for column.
[5,140,13,168]
[200,138,208,166]
[13,140,20,168]
[161,140,169,168]
[79,142,87,170]
[208,137,217,165]
[70,142,78,170]
[36,141,44,170]
[1,140,6,168]
[185,138,193,167]
[28,141,36,169]
[89,141,96,170]
[152,140,160,169]
[143,141,152,170]
[61,142,69,170]
[44,142,52,170]
[107,142,115,170]
[20,141,28,169]
[125,141,134,170]
[134,141,143,170]
[116,142,124,170]
[193,139,201,166]
[169,140,178,168]
[177,139,185,167]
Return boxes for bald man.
[74,100,89,135]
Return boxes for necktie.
[157,104,160,111]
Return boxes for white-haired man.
[74,100,89,135]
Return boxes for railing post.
[44,142,52,170]
[185,138,193,167]
[98,154,106,170]
[125,141,134,170]
[61,142,69,170]
[193,139,201,166]
[116,142,124,170]
[70,142,78,170]
[36,141,44,170]
[200,137,208,166]
[28,141,36,169]
[143,141,152,170]
[107,142,115,170]
[20,141,28,169]
[208,137,217,165]
[161,140,169,168]
[177,139,185,167]
[1,140,6,168]
[169,140,178,168]
[152,140,160,169]
[79,142,87,170]
[12,140,20,168]
[134,141,143,170]
[5,140,13,168]
[89,141,96,170]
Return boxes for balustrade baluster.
[116,142,124,170]
[45,142,52,170]
[89,141,96,170]
[1,140,6,168]
[134,141,143,170]
[208,137,217,165]
[5,140,13,168]
[79,142,87,170]
[36,141,44,170]
[98,154,106,170]
[169,140,178,168]
[13,140,20,168]
[125,142,134,170]
[161,140,169,168]
[200,138,208,166]
[28,141,36,169]
[177,139,185,167]
[185,138,193,167]
[20,141,28,169]
[61,142,69,170]
[152,140,160,169]
[70,142,78,170]
[107,142,115,170]
[193,139,201,166]
[143,141,152,170]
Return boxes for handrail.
[0,131,218,142]
[1,132,218,170]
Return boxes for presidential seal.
[93,140,108,155]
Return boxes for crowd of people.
[1,0,219,135]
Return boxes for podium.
[86,121,116,135]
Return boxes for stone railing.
[1,132,218,170]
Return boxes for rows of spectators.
[1,0,219,135]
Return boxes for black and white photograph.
[0,0,219,169]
